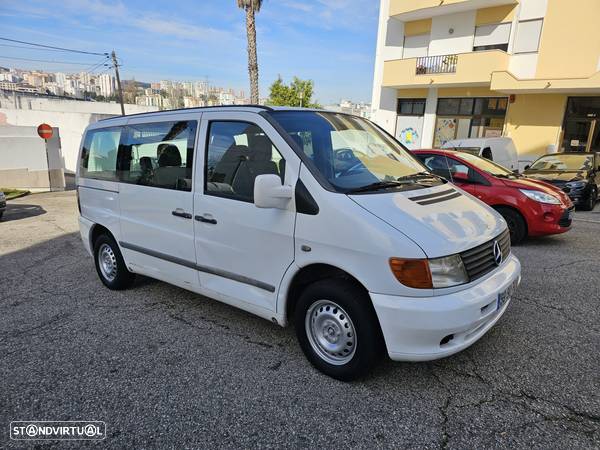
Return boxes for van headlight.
[519,189,560,204]
[389,255,468,289]
[429,254,469,288]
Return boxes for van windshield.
[269,111,442,193]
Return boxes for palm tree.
[237,0,262,104]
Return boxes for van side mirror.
[524,165,531,171]
[254,174,293,209]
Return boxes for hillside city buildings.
[0,67,250,109]
[372,0,600,162]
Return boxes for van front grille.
[460,228,511,281]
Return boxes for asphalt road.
[1,191,599,449]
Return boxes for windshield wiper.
[396,171,440,181]
[347,181,408,194]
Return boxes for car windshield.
[269,111,441,192]
[449,151,516,177]
[528,154,593,171]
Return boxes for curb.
[6,191,31,201]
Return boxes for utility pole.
[111,50,125,115]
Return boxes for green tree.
[267,76,320,108]
[237,0,262,104]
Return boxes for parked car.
[441,137,519,172]
[0,191,5,220]
[523,152,600,211]
[76,106,521,380]
[414,149,574,244]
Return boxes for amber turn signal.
[389,258,433,289]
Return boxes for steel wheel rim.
[98,243,117,282]
[305,300,356,365]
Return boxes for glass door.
[562,119,594,152]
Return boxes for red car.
[413,149,574,244]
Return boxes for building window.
[403,34,429,59]
[397,98,426,116]
[513,19,543,53]
[434,97,508,147]
[474,43,509,52]
[473,22,511,52]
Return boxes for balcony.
[389,0,517,21]
[382,50,509,89]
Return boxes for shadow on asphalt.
[0,203,47,222]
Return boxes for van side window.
[205,121,285,202]
[80,127,122,181]
[119,121,197,191]
[481,147,493,161]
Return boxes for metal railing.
[415,54,458,75]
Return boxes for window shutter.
[473,23,511,47]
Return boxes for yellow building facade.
[371,0,600,164]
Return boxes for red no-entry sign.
[37,123,53,140]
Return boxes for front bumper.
[370,254,521,361]
[528,205,573,236]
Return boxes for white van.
[76,106,521,380]
[441,137,519,172]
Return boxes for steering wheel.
[336,161,366,178]
[335,148,355,161]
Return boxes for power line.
[0,43,85,53]
[0,37,107,56]
[0,55,103,66]
[84,56,111,72]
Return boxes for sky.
[0,0,380,104]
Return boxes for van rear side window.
[80,127,122,181]
[120,120,197,192]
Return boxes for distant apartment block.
[372,0,600,160]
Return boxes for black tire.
[580,186,597,211]
[93,234,135,290]
[496,207,527,245]
[0,211,3,221]
[294,278,384,381]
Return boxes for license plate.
[568,209,574,220]
[497,281,517,311]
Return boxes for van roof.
[97,105,325,122]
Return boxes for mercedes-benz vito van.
[76,106,521,380]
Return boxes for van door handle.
[172,209,192,219]
[195,215,217,225]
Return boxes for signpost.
[37,123,53,190]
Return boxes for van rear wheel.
[93,234,135,290]
[294,279,383,381]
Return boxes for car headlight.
[565,181,587,190]
[389,254,468,289]
[519,189,561,204]
[429,254,469,288]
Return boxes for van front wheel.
[93,234,135,290]
[294,279,383,381]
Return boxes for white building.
[98,73,115,97]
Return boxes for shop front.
[432,97,508,147]
[560,97,600,153]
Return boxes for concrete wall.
[0,93,157,173]
[0,125,65,191]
